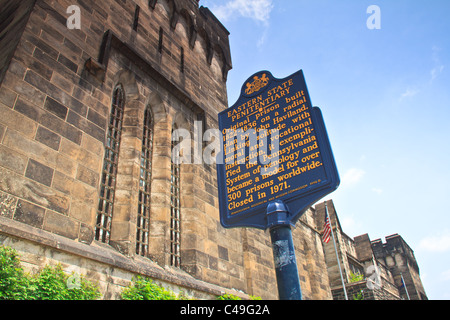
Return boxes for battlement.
[0,0,233,118]
[80,0,233,117]
[148,0,232,76]
[373,233,419,273]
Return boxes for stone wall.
[0,216,247,300]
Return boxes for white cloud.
[341,168,365,188]
[419,231,450,253]
[211,0,274,24]
[371,188,383,195]
[431,65,444,81]
[399,88,419,101]
[257,28,269,47]
[431,45,445,81]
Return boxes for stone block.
[55,153,77,178]
[87,108,107,130]
[44,96,68,120]
[35,126,61,151]
[81,134,104,157]
[218,245,229,261]
[0,144,28,175]
[70,200,96,226]
[14,199,45,228]
[79,223,94,244]
[110,221,132,242]
[51,72,74,95]
[76,164,99,188]
[0,86,17,108]
[0,103,38,139]
[25,159,54,187]
[57,53,78,73]
[43,210,79,240]
[29,56,53,81]
[0,191,18,219]
[13,96,42,122]
[52,171,73,195]
[70,179,97,206]
[7,59,27,79]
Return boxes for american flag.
[322,213,331,244]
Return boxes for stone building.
[0,0,333,300]
[0,0,426,300]
[314,200,427,300]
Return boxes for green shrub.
[121,276,179,300]
[0,246,31,300]
[2,245,263,301]
[31,264,101,300]
[0,245,100,300]
[217,293,242,300]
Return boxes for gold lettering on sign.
[224,76,325,215]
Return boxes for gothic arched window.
[95,85,125,243]
[170,127,181,267]
[136,107,154,256]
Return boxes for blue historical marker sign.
[217,70,339,230]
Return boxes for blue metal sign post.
[267,200,301,300]
[216,70,339,300]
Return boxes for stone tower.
[370,234,427,300]
[315,200,427,300]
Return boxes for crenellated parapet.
[146,0,232,81]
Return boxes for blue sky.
[202,0,450,300]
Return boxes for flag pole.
[324,201,348,300]
[400,272,411,300]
